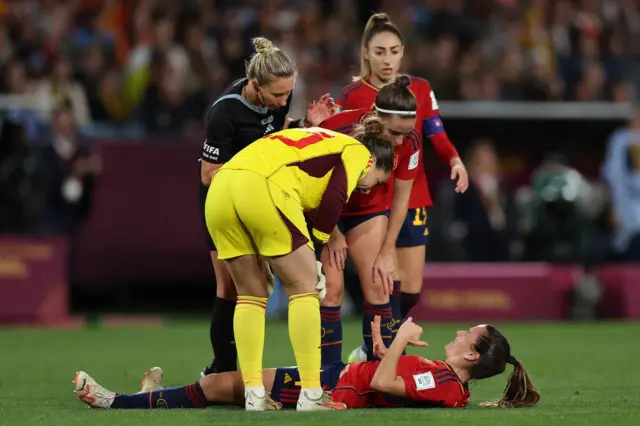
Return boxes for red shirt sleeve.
[401,368,470,408]
[413,78,459,165]
[394,129,421,181]
[320,108,368,134]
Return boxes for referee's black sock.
[209,297,237,372]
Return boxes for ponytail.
[479,358,540,408]
[357,13,404,81]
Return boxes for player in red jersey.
[73,317,539,410]
[337,14,470,362]
[318,77,421,363]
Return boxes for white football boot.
[296,389,347,411]
[73,371,116,409]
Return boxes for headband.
[374,105,417,116]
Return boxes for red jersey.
[332,357,470,408]
[320,108,420,216]
[337,76,459,208]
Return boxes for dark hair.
[352,115,395,173]
[358,13,404,80]
[472,326,540,408]
[374,76,417,117]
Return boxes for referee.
[199,36,335,376]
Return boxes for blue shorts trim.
[270,361,346,409]
[338,210,389,235]
[396,207,429,247]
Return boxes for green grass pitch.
[1,320,639,426]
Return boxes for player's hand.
[397,317,429,347]
[451,162,469,194]
[371,315,388,359]
[306,93,336,126]
[327,231,348,271]
[315,260,327,301]
[373,251,395,296]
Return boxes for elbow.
[370,377,389,393]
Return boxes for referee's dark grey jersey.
[201,78,292,164]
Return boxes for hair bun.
[370,13,390,26]
[361,114,385,139]
[395,75,411,88]
[252,37,276,54]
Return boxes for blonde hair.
[356,13,404,81]
[245,37,297,86]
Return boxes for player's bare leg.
[270,245,346,411]
[203,251,238,377]
[345,216,392,362]
[225,253,271,411]
[396,244,426,318]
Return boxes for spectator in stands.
[453,139,516,262]
[124,8,189,112]
[32,55,91,126]
[602,106,640,261]
[37,102,99,235]
[2,59,40,141]
[139,48,204,137]
[0,122,40,233]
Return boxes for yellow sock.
[234,296,268,388]
[288,293,321,389]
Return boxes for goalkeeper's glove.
[315,260,327,301]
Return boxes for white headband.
[374,105,417,116]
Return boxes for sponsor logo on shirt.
[413,371,436,391]
[430,91,439,111]
[409,151,420,170]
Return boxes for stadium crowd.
[0,0,639,263]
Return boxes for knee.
[322,279,344,306]
[361,281,388,305]
[400,278,423,293]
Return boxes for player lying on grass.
[73,317,540,410]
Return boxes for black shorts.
[199,177,217,251]
[270,361,346,408]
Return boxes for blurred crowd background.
[1,0,640,277]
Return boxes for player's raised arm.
[418,81,469,193]
[370,318,427,395]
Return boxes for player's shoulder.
[407,75,433,92]
[321,108,368,134]
[208,79,247,111]
[409,360,469,406]
[402,128,421,152]
[339,79,367,95]
[338,79,376,108]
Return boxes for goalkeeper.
[200,125,394,411]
